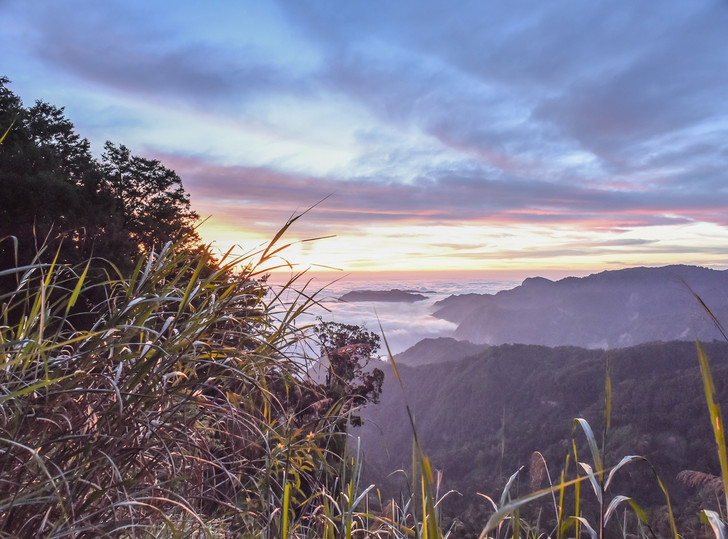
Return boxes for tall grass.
[0,223,363,537]
[4,215,728,538]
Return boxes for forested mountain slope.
[358,340,728,536]
[393,337,489,365]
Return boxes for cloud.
[6,0,728,270]
[15,0,728,192]
[305,290,459,354]
[280,0,728,186]
[15,1,312,111]
[161,152,728,237]
[448,240,728,262]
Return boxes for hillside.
[357,340,728,536]
[393,337,489,366]
[432,265,728,348]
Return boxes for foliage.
[100,141,199,252]
[0,77,412,538]
[316,320,384,427]
[0,76,199,276]
[0,229,395,537]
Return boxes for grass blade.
[479,475,588,539]
[578,462,602,503]
[702,509,727,539]
[0,118,15,144]
[66,259,91,313]
[604,495,631,525]
[571,516,598,539]
[499,466,524,507]
[281,481,291,539]
[574,418,603,478]
[696,341,728,515]
[605,455,644,491]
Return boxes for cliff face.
[432,265,728,348]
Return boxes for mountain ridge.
[432,264,728,348]
[393,337,489,366]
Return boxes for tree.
[100,142,199,253]
[26,100,96,185]
[0,81,118,271]
[260,320,384,435]
[0,78,199,277]
[315,320,385,427]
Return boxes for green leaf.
[479,475,588,539]
[281,481,291,539]
[66,260,91,313]
[499,466,524,507]
[571,516,597,539]
[604,494,630,525]
[0,118,15,144]
[578,461,602,503]
[697,341,728,515]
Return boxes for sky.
[4,0,728,278]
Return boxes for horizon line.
[263,262,728,284]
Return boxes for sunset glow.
[5,0,728,278]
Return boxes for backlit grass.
[1,227,727,537]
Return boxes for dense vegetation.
[0,79,393,537]
[0,76,199,275]
[360,341,728,537]
[3,78,728,538]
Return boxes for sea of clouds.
[272,276,520,356]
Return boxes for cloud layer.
[4,0,728,272]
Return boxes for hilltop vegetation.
[0,76,199,276]
[0,78,394,537]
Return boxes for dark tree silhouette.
[0,77,199,276]
[100,142,199,253]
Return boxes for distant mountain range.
[432,264,728,349]
[354,264,728,534]
[393,337,489,366]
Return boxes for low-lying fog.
[271,276,520,355]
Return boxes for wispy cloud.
[16,1,311,110]
[4,0,728,271]
[166,153,728,230]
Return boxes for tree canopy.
[0,76,199,273]
[316,320,384,427]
